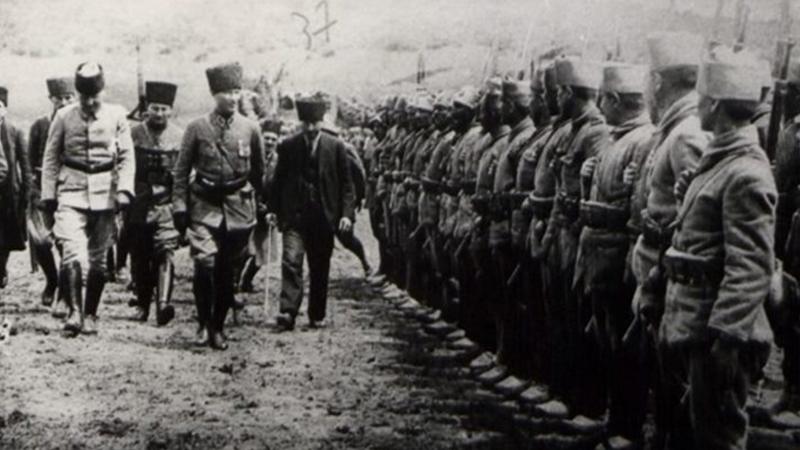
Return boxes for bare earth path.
[0,216,516,450]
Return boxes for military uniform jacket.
[41,102,135,211]
[511,121,553,250]
[472,126,510,243]
[661,127,775,347]
[631,92,708,288]
[0,121,30,251]
[442,126,483,237]
[490,117,536,247]
[130,122,183,225]
[419,129,455,226]
[638,92,707,236]
[172,111,265,232]
[576,115,654,290]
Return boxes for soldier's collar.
[656,91,698,134]
[211,111,236,129]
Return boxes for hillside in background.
[0,0,795,127]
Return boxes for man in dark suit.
[268,92,356,331]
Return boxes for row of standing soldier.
[364,31,800,450]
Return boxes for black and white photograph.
[1,0,800,448]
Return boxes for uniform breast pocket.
[197,138,218,167]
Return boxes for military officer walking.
[269,93,356,331]
[172,62,265,350]
[129,81,182,326]
[40,62,136,335]
[28,77,76,313]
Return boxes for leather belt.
[580,201,628,231]
[194,174,248,196]
[641,212,672,248]
[530,195,554,220]
[662,248,723,286]
[556,193,580,221]
[63,158,114,174]
[460,180,476,195]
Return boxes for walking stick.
[263,223,277,323]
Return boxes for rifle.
[766,0,794,160]
[127,38,146,121]
[732,0,749,53]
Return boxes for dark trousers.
[490,243,516,367]
[279,218,335,322]
[590,278,646,440]
[468,233,497,352]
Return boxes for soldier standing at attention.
[40,62,136,335]
[172,62,265,350]
[630,32,708,449]
[129,81,182,326]
[578,63,653,447]
[268,93,355,331]
[28,77,76,314]
[660,48,775,450]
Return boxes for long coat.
[269,131,356,232]
[0,121,31,251]
[661,127,775,347]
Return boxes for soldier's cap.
[205,62,243,95]
[46,77,74,98]
[502,77,532,105]
[410,93,434,113]
[0,87,7,107]
[483,77,504,97]
[555,57,602,89]
[75,62,105,96]
[145,81,177,107]
[295,92,329,123]
[601,63,648,95]
[788,60,800,86]
[259,118,282,135]
[697,47,771,102]
[433,91,453,109]
[452,85,481,109]
[646,31,703,72]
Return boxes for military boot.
[193,263,213,346]
[51,265,70,319]
[155,259,175,326]
[209,268,231,350]
[63,262,84,334]
[37,247,59,306]
[82,269,106,335]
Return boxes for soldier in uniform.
[0,87,32,290]
[522,63,574,407]
[535,57,609,422]
[766,60,800,427]
[40,62,135,335]
[487,79,536,391]
[468,78,511,381]
[28,78,76,309]
[510,61,560,401]
[660,49,774,450]
[172,62,265,350]
[579,63,653,446]
[268,93,355,331]
[128,81,182,325]
[630,32,708,448]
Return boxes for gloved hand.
[39,199,58,215]
[115,192,132,212]
[173,211,188,236]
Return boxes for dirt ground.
[0,215,522,450]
